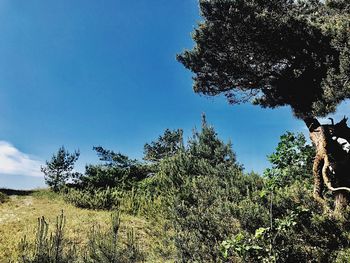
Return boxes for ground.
[0,189,170,262]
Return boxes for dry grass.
[0,189,170,262]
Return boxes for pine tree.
[41,146,80,192]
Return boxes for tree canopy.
[177,0,350,118]
[143,129,184,162]
[41,146,80,192]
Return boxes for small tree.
[41,146,80,192]
[143,129,184,162]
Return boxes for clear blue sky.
[0,0,347,189]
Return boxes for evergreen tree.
[93,146,138,168]
[177,0,350,118]
[143,129,184,162]
[41,146,80,192]
[78,147,149,189]
[189,114,239,168]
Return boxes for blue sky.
[0,0,348,189]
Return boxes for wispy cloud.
[0,141,43,177]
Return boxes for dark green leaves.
[178,0,350,118]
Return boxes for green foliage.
[335,248,350,263]
[222,180,350,262]
[188,114,240,168]
[172,174,251,262]
[57,119,350,262]
[154,116,253,262]
[17,211,144,263]
[143,128,184,162]
[18,211,77,263]
[177,0,350,118]
[264,132,315,188]
[41,146,80,192]
[64,186,162,218]
[0,192,9,204]
[77,147,150,190]
[218,133,350,263]
[85,210,144,263]
[155,115,242,191]
[64,187,120,210]
[153,125,350,262]
[93,146,138,168]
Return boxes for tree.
[156,116,246,262]
[264,132,315,188]
[189,114,240,168]
[93,146,140,168]
[143,129,184,162]
[41,146,80,192]
[177,0,350,211]
[78,147,149,189]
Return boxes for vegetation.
[4,1,350,262]
[3,116,350,261]
[41,146,80,192]
[76,147,150,191]
[16,210,144,263]
[177,0,350,119]
[0,192,9,204]
[0,189,159,262]
[143,128,184,163]
[177,0,350,212]
[18,211,78,263]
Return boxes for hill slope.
[0,189,168,262]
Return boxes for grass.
[0,188,174,262]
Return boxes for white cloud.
[0,141,43,177]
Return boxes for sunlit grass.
[0,189,172,262]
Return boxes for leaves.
[264,132,314,189]
[41,146,80,192]
[143,129,184,162]
[178,0,350,118]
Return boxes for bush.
[18,211,78,263]
[219,132,350,263]
[85,210,144,263]
[0,192,9,204]
[64,188,120,210]
[222,181,350,262]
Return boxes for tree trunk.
[304,117,350,213]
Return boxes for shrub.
[0,192,9,204]
[64,188,120,210]
[85,210,144,263]
[18,211,78,263]
[219,131,350,263]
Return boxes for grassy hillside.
[0,189,171,262]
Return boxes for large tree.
[177,0,350,212]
